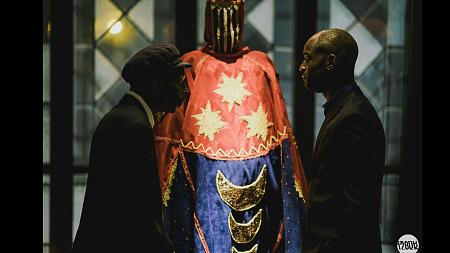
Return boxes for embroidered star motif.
[192,100,227,142]
[214,72,252,112]
[241,103,274,141]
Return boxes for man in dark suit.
[72,44,191,253]
[299,28,385,253]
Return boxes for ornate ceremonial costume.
[154,1,307,252]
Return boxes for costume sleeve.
[264,53,308,200]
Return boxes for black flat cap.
[121,44,192,85]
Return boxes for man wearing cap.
[72,44,191,253]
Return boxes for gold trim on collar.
[232,244,258,253]
[228,209,263,244]
[216,165,267,211]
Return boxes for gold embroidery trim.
[223,7,228,53]
[216,6,221,52]
[294,177,304,200]
[216,165,267,211]
[162,156,178,207]
[230,7,234,51]
[232,244,258,253]
[180,126,288,160]
[228,209,263,244]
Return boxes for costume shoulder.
[245,50,278,78]
[181,50,212,80]
[182,50,210,66]
[246,51,275,66]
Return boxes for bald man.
[299,28,385,253]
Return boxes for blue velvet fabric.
[281,140,305,253]
[163,139,304,252]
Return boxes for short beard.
[305,81,326,93]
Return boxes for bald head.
[316,28,358,72]
[300,28,358,95]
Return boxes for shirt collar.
[126,91,155,128]
[322,82,356,116]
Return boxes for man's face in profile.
[300,34,328,93]
[154,68,189,113]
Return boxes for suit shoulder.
[340,94,385,136]
[98,105,149,133]
[348,93,382,122]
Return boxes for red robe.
[155,48,307,209]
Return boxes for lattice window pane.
[95,0,122,39]
[128,0,155,41]
[97,16,149,70]
[73,174,88,241]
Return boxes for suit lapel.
[311,87,360,166]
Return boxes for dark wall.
[398,0,422,244]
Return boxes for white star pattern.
[241,103,274,141]
[192,100,227,142]
[214,72,252,112]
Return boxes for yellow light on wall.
[107,20,123,34]
[47,21,51,35]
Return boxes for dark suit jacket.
[304,85,385,253]
[72,94,174,253]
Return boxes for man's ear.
[326,54,337,71]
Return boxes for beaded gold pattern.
[294,177,304,200]
[228,209,263,244]
[232,244,258,253]
[162,157,178,207]
[216,165,267,211]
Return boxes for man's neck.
[323,77,355,101]
[127,90,156,128]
